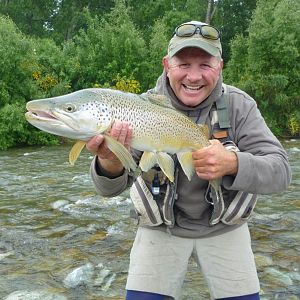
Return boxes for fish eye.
[64,103,76,113]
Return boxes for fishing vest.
[130,84,258,227]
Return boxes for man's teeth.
[183,84,202,90]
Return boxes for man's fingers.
[110,121,132,150]
[111,121,129,144]
[86,135,104,153]
[208,139,222,147]
[124,126,133,148]
[86,121,133,161]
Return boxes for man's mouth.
[182,84,204,91]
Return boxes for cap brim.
[169,38,220,57]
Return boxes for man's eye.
[179,64,190,69]
[200,64,212,70]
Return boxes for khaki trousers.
[126,223,260,299]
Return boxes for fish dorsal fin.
[104,135,137,171]
[141,93,175,110]
[69,140,87,165]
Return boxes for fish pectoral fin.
[139,151,157,172]
[69,140,87,165]
[156,152,175,182]
[104,135,137,171]
[177,151,194,181]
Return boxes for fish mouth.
[25,110,59,122]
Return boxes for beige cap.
[168,21,222,57]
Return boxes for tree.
[50,0,115,43]
[224,0,300,136]
[213,0,257,63]
[0,0,116,43]
[206,0,214,23]
[146,19,169,86]
[0,0,56,38]
[127,0,208,42]
[0,16,38,106]
[32,37,71,96]
[0,16,69,149]
[63,1,148,90]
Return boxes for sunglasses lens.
[175,24,219,40]
[176,24,196,37]
[201,25,219,39]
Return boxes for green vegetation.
[224,0,300,137]
[0,0,299,150]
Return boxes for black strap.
[211,84,232,143]
[216,84,231,129]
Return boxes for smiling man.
[87,21,291,300]
[163,45,223,108]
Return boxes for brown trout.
[25,88,212,183]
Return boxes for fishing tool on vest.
[151,166,161,199]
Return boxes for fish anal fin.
[177,151,194,181]
[69,140,87,165]
[139,151,157,172]
[157,152,174,182]
[104,135,137,171]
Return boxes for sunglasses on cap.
[174,23,220,40]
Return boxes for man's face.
[163,47,223,107]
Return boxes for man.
[86,21,291,300]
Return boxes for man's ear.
[162,56,169,73]
[220,59,224,70]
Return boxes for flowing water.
[0,140,299,300]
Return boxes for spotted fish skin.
[92,89,209,153]
[25,88,210,182]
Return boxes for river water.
[0,140,299,300]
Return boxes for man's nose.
[186,66,203,82]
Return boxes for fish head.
[25,89,113,140]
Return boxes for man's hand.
[86,121,133,176]
[192,139,238,181]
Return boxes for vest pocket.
[221,191,257,225]
[130,176,163,226]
